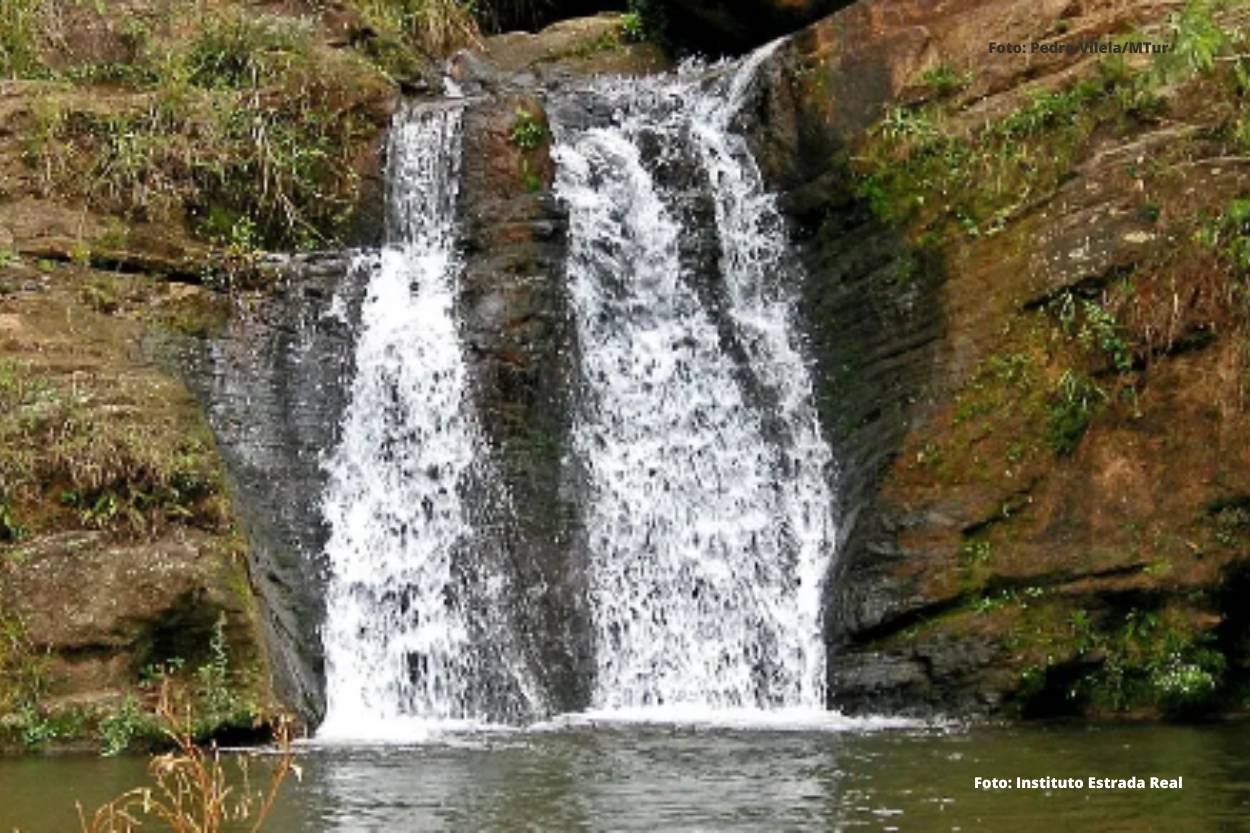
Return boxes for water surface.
[4,720,1250,832]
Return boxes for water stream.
[551,47,834,713]
[318,103,536,741]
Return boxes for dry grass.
[76,684,298,833]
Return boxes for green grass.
[0,360,228,539]
[855,0,1248,242]
[0,0,45,79]
[26,10,389,253]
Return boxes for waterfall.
[552,46,837,713]
[317,103,537,741]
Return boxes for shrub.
[98,696,150,757]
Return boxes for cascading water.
[317,103,536,740]
[552,46,837,714]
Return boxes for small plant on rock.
[510,108,547,151]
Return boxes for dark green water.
[4,721,1250,832]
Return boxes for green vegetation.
[1067,608,1226,716]
[0,613,47,725]
[1044,370,1105,455]
[1197,198,1250,275]
[857,69,1147,238]
[4,3,400,262]
[0,0,44,79]
[855,0,1247,242]
[0,360,227,539]
[620,9,647,44]
[510,107,547,151]
[98,696,148,757]
[917,63,972,98]
[509,107,547,191]
[348,0,479,68]
[1,609,262,754]
[1002,602,1229,718]
[26,9,389,253]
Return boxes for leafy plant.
[1166,0,1227,78]
[619,9,646,44]
[918,64,972,97]
[510,108,547,151]
[1077,299,1133,372]
[99,696,148,757]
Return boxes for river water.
[4,720,1250,832]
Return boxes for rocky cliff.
[747,0,1250,718]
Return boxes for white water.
[318,104,534,741]
[315,45,841,741]
[552,46,837,712]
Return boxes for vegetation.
[0,359,227,540]
[23,8,390,255]
[510,108,547,150]
[2,607,265,754]
[1012,605,1228,717]
[346,0,479,68]
[1045,370,1105,456]
[77,683,296,833]
[857,67,1153,240]
[0,613,47,724]
[0,0,43,79]
[855,0,1247,241]
[510,107,548,191]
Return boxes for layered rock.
[742,0,1250,716]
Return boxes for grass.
[853,0,1249,242]
[349,0,480,58]
[76,683,296,833]
[20,4,391,255]
[0,613,47,721]
[0,359,228,540]
[856,68,1148,240]
[0,0,45,79]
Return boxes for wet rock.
[170,253,366,723]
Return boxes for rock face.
[174,253,366,723]
[742,0,1250,716]
[458,93,593,712]
[0,530,260,711]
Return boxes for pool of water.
[4,719,1250,832]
